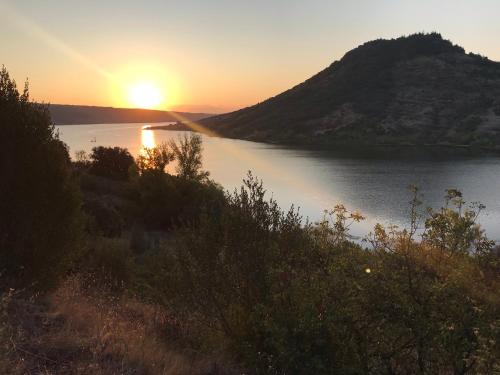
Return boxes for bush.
[89,146,134,180]
[136,142,174,173]
[83,197,125,237]
[0,67,82,290]
[82,237,133,290]
[146,176,500,374]
[137,170,225,231]
[364,189,499,374]
[169,133,209,181]
[149,173,316,361]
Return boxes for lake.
[57,122,500,242]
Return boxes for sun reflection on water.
[141,128,156,150]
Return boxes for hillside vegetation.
[202,33,500,149]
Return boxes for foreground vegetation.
[1,66,500,374]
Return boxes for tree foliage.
[136,142,174,173]
[89,146,134,180]
[0,66,82,289]
[169,133,209,181]
[146,177,499,374]
[423,189,494,255]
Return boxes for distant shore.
[50,104,213,125]
[143,122,193,131]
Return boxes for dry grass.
[1,275,239,375]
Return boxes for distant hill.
[50,104,212,125]
[201,33,500,149]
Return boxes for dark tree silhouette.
[89,146,134,180]
[0,66,82,289]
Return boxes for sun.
[127,81,164,109]
[111,63,180,110]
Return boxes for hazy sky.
[1,0,499,112]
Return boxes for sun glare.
[127,81,164,109]
[141,129,156,149]
[111,63,180,110]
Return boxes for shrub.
[147,177,500,374]
[83,197,125,237]
[169,133,209,181]
[137,170,225,231]
[82,237,133,290]
[365,188,499,374]
[73,149,91,172]
[149,173,316,361]
[136,142,174,173]
[423,189,494,255]
[132,135,220,231]
[0,66,82,290]
[89,146,134,180]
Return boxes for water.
[57,123,500,241]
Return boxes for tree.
[74,149,89,163]
[136,142,174,173]
[88,146,134,180]
[73,149,90,171]
[0,66,82,290]
[423,189,494,255]
[169,133,209,181]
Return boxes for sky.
[1,0,499,113]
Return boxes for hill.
[49,104,212,125]
[201,33,500,149]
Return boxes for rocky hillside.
[202,33,500,149]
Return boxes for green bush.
[137,170,224,231]
[83,197,125,237]
[0,66,82,290]
[146,176,500,374]
[89,146,134,180]
[169,133,209,181]
[136,142,174,173]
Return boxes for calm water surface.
[57,123,500,241]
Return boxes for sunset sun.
[127,81,164,109]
